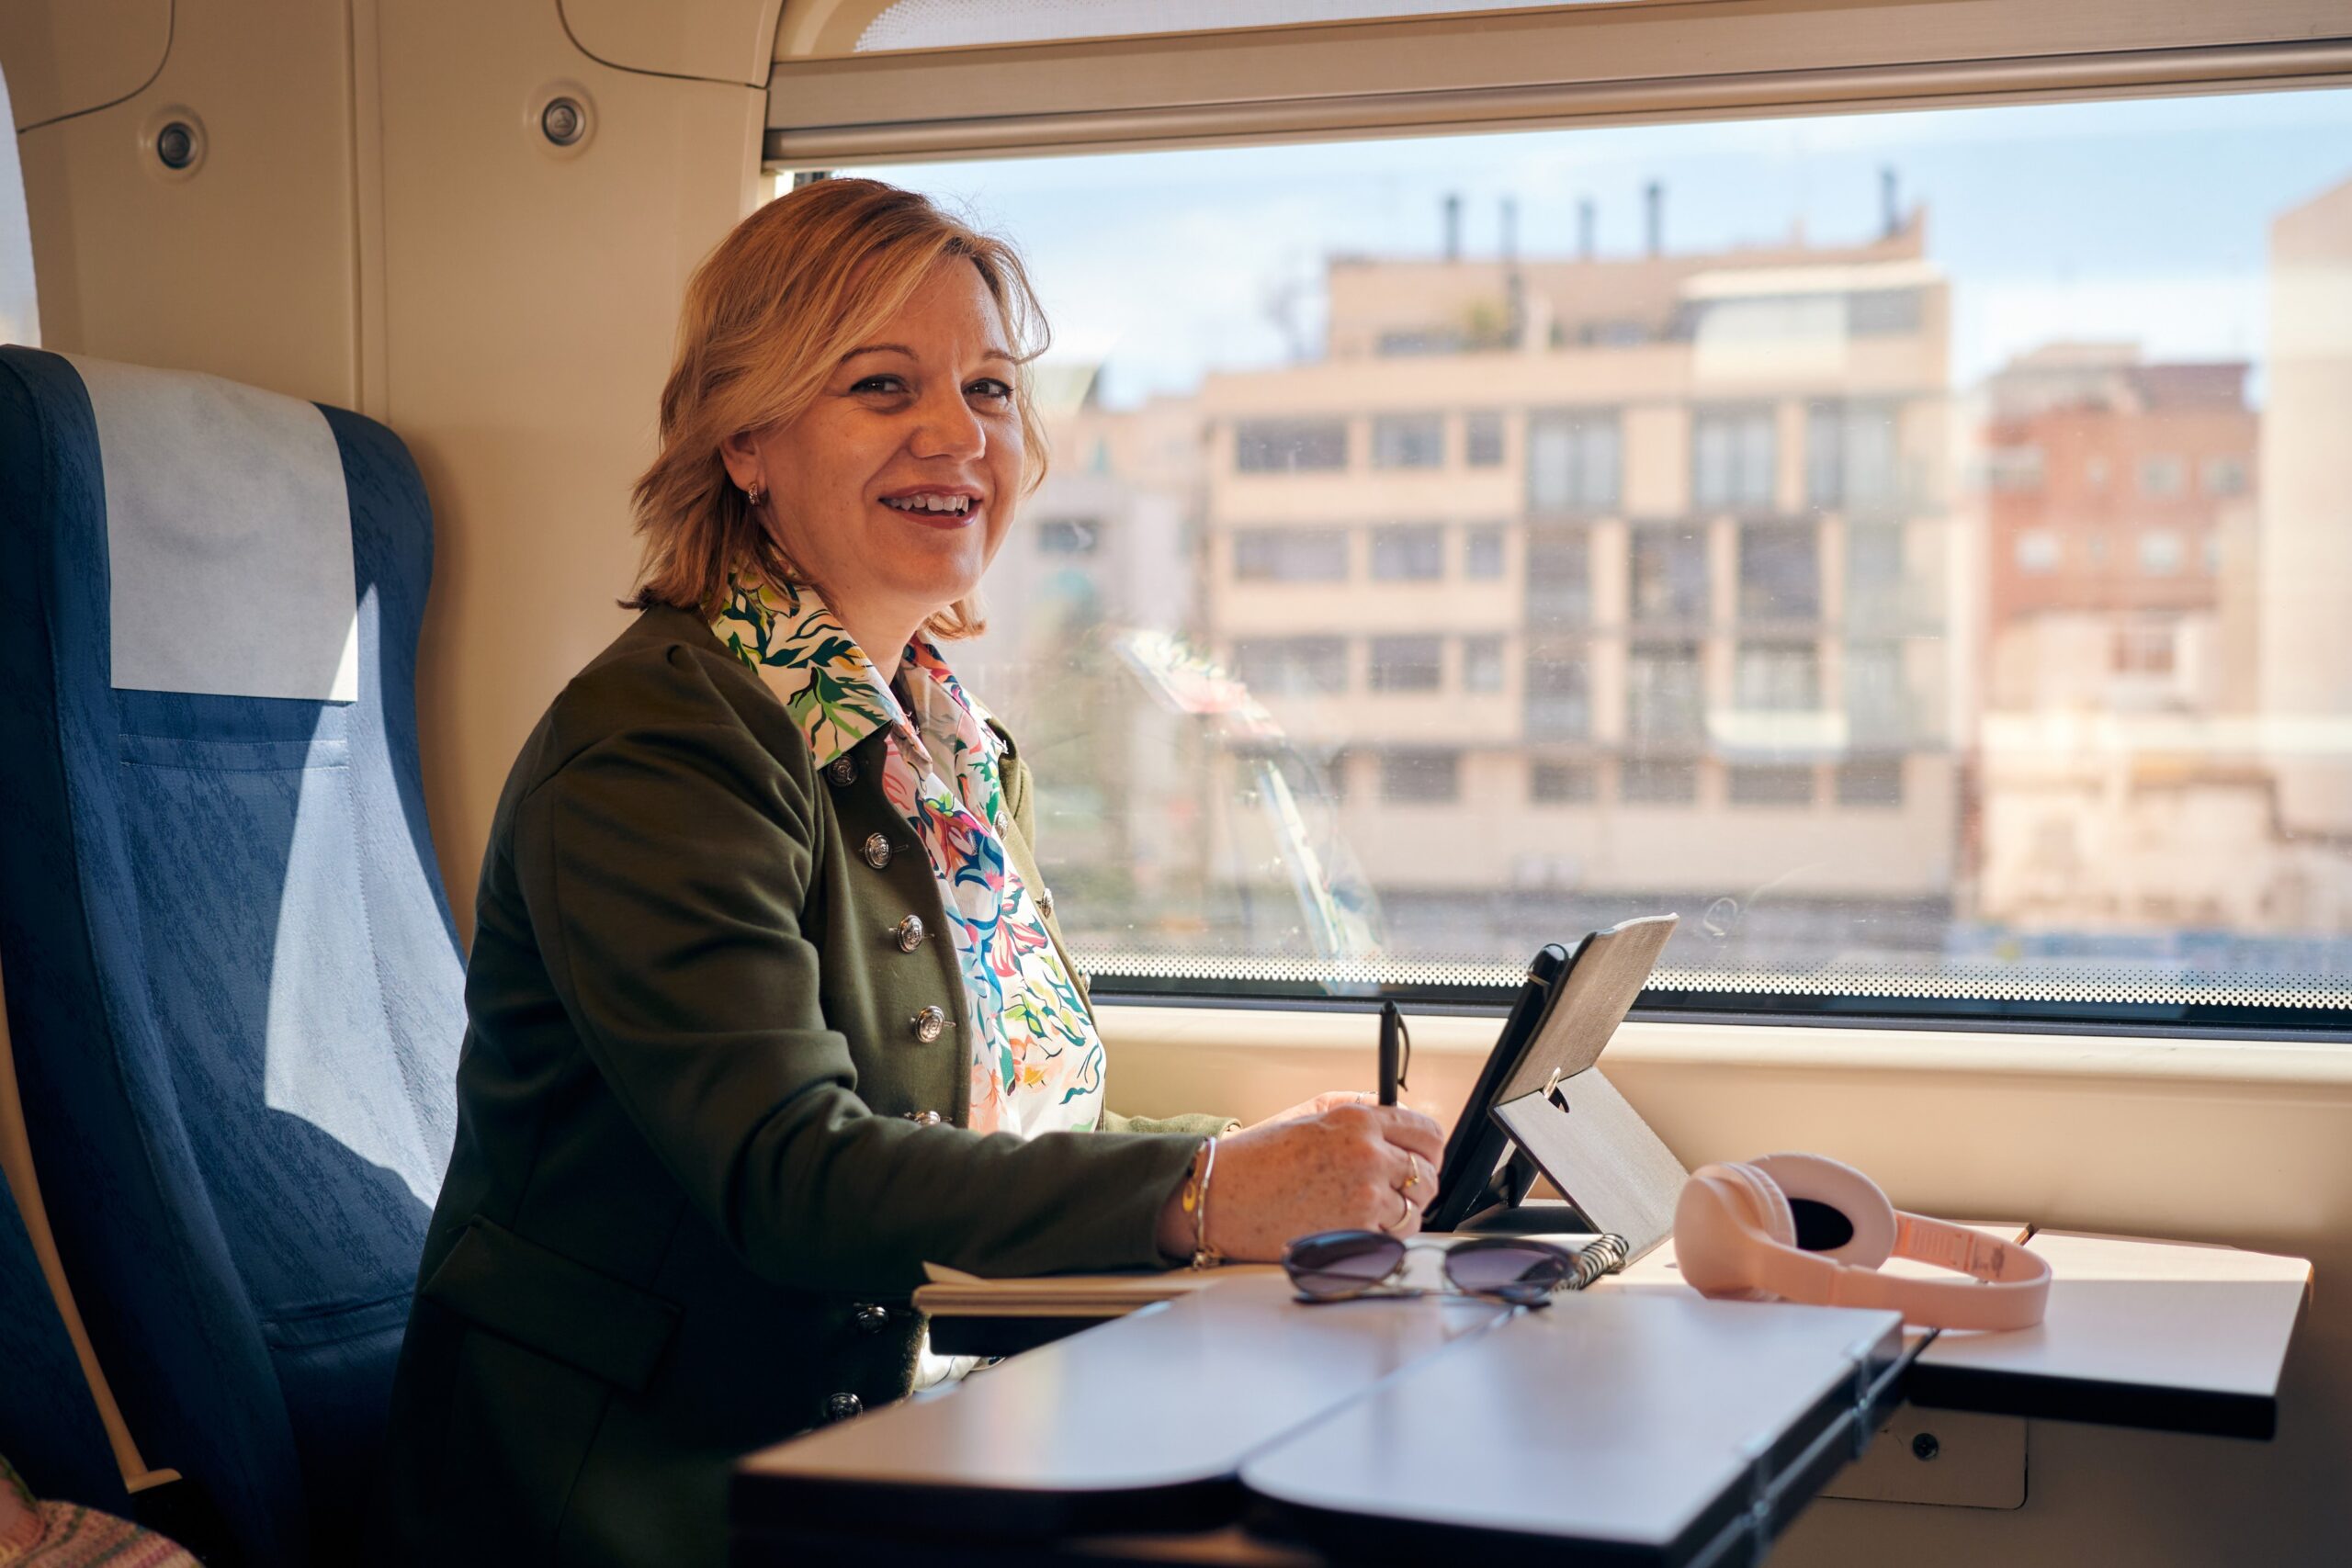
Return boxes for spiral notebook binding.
[1557,1233,1632,1292]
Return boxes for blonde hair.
[627,177,1051,636]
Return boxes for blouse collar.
[711,572,998,770]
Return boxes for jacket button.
[1036,887,1056,919]
[824,1392,864,1423]
[911,1006,947,1043]
[863,832,892,870]
[827,755,858,787]
[901,1109,943,1126]
[893,914,925,952]
[854,1303,891,1334]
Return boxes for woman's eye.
[967,378,1013,401]
[852,375,906,395]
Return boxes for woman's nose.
[909,384,986,460]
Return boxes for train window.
[833,83,2352,1027]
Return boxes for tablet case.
[1425,915,1686,1257]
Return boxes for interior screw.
[155,122,197,170]
[1912,1432,1941,1462]
[540,97,585,147]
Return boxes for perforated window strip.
[852,0,1624,54]
[1069,946,2352,1008]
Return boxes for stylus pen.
[1377,1001,1403,1107]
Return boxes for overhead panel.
[764,0,2352,166]
[0,0,171,132]
[561,0,786,86]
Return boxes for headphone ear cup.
[1673,1165,1782,1302]
[1748,1152,1896,1268]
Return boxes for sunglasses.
[1282,1230,1594,1307]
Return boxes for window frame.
[766,3,2352,1037]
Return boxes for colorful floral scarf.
[712,574,1106,1138]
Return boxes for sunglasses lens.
[1445,1243,1569,1303]
[1283,1231,1406,1297]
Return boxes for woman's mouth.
[880,491,982,529]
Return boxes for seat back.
[0,346,464,1566]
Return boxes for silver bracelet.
[1188,1135,1223,1270]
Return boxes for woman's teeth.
[884,495,973,514]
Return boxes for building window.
[1464,525,1506,579]
[1693,406,1777,512]
[1846,525,1905,628]
[1845,642,1907,747]
[1736,642,1821,712]
[1524,655,1589,739]
[1527,527,1590,624]
[2014,529,2061,573]
[1373,412,1446,469]
[1807,401,1902,511]
[1462,636,1506,694]
[1234,528,1348,582]
[1729,764,1815,807]
[2139,530,2184,575]
[1380,748,1460,804]
[1465,412,1506,468]
[1621,758,1697,805]
[2139,455,2186,497]
[1531,761,1597,804]
[1036,518,1100,555]
[1984,446,2045,493]
[1370,524,1445,581]
[1738,522,1820,622]
[1625,642,1704,746]
[1236,418,1348,473]
[1526,410,1621,514]
[2202,456,2249,497]
[1369,635,1443,693]
[1835,758,1905,807]
[1233,636,1349,695]
[1629,526,1708,624]
[2112,624,2177,677]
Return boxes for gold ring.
[1401,1153,1422,1191]
[1384,1186,1414,1233]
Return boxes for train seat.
[0,346,465,1567]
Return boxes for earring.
[745,479,767,506]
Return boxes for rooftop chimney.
[1881,166,1900,240]
[1577,197,1596,261]
[1443,193,1462,262]
[1644,181,1663,257]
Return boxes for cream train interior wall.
[1,0,777,934]
[4,3,2349,1564]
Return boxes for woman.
[373,178,1443,1568]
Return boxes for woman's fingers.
[1362,1103,1445,1165]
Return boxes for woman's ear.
[718,428,765,494]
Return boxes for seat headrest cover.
[63,354,358,702]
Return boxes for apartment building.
[1193,215,1961,944]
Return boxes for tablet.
[1421,914,1679,1233]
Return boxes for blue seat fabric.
[0,345,464,1567]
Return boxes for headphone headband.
[1674,1158,2051,1332]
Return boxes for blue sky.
[858,87,2352,408]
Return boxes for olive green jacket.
[372,605,1226,1568]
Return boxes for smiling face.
[722,258,1023,668]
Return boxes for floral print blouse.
[712,574,1107,1139]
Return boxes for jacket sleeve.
[513,654,1199,1295]
[994,731,1241,1140]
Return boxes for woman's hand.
[1248,1090,1378,1127]
[1156,1102,1446,1264]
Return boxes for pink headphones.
[1673,1154,2052,1331]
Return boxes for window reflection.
[899,89,2352,1012]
